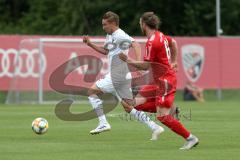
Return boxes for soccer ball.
[32,117,49,135]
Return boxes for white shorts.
[96,74,133,100]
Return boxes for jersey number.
[164,39,171,63]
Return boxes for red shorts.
[135,73,176,112]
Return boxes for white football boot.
[90,123,111,135]
[150,126,165,140]
[180,134,199,150]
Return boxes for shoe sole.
[180,141,199,150]
[90,128,111,135]
[192,141,199,148]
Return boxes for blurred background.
[0,0,240,104]
[0,0,239,36]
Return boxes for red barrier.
[0,35,240,91]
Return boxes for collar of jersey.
[111,28,121,36]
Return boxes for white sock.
[187,134,193,140]
[130,108,159,131]
[88,95,108,125]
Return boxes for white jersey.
[104,28,134,81]
[96,28,134,99]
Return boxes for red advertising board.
[0,35,240,91]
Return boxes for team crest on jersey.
[181,44,204,82]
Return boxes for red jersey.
[144,31,175,80]
[136,31,177,109]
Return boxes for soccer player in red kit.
[119,12,199,150]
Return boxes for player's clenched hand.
[171,62,178,72]
[83,36,91,45]
[119,53,128,62]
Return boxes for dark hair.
[103,11,119,26]
[141,12,161,29]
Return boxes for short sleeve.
[114,31,134,53]
[165,36,173,45]
[144,42,155,61]
[116,33,134,43]
[127,35,135,42]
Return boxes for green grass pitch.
[0,101,239,160]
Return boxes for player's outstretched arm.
[83,36,108,55]
[119,53,150,71]
[169,39,178,71]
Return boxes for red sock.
[157,115,190,139]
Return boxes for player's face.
[139,18,146,35]
[102,19,115,34]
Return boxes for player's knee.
[156,112,168,118]
[123,105,132,113]
[87,88,92,96]
[121,100,133,113]
[122,98,135,106]
[156,109,171,122]
[156,107,170,117]
[87,88,97,96]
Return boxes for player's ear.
[142,22,146,28]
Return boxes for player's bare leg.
[88,84,111,135]
[156,107,199,149]
[121,100,164,140]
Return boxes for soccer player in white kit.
[83,11,164,140]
